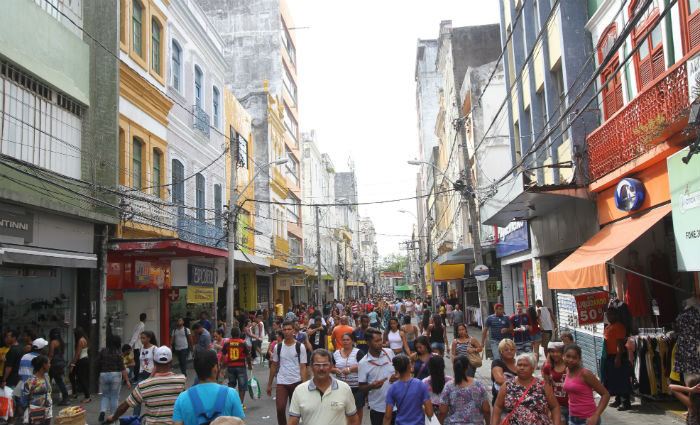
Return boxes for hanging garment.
[673,307,700,375]
[625,270,650,317]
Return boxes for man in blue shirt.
[480,303,512,360]
[173,350,244,425]
[509,301,532,354]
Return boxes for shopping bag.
[119,415,142,425]
[248,372,261,400]
[425,415,440,425]
[0,386,13,421]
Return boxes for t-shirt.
[195,329,212,354]
[438,380,489,425]
[288,378,357,425]
[333,348,364,388]
[275,304,284,316]
[542,363,568,407]
[309,326,327,350]
[538,306,554,331]
[386,378,429,425]
[171,327,191,351]
[485,314,511,341]
[139,345,156,374]
[358,349,395,412]
[124,354,134,369]
[126,372,186,425]
[222,339,248,368]
[172,383,244,425]
[199,319,212,333]
[272,341,306,385]
[604,322,626,355]
[331,325,354,351]
[352,328,369,354]
[23,375,52,416]
[368,311,379,324]
[422,375,453,406]
[0,346,9,378]
[509,314,532,345]
[490,359,516,401]
[452,309,465,325]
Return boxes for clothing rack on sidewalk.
[631,331,675,399]
[464,306,482,327]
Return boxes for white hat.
[32,338,48,350]
[154,346,172,364]
[547,341,564,350]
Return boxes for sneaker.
[610,398,622,408]
[618,402,632,411]
[98,412,105,423]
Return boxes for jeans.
[490,340,502,360]
[100,371,122,414]
[275,382,300,425]
[560,406,570,424]
[174,348,188,375]
[50,365,69,401]
[569,414,600,425]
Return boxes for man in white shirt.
[267,320,307,425]
[129,313,147,376]
[358,328,398,425]
[405,299,414,318]
[536,299,557,354]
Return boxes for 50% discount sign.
[573,291,609,325]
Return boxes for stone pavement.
[64,324,685,425]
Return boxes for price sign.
[574,291,609,325]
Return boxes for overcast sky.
[287,0,500,257]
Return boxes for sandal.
[82,398,91,403]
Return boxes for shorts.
[351,387,366,409]
[531,332,542,342]
[569,415,600,425]
[407,341,416,352]
[431,342,445,352]
[227,366,248,392]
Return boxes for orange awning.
[547,204,671,290]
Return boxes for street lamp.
[227,156,288,328]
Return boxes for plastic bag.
[248,372,261,400]
[425,415,440,425]
[0,386,13,421]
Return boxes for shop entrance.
[122,290,159,344]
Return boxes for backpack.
[187,385,228,425]
[276,340,304,364]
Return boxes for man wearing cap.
[13,338,47,422]
[105,346,186,425]
[481,303,512,360]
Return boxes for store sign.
[614,178,645,212]
[168,288,180,302]
[668,147,700,271]
[0,210,33,242]
[277,278,291,291]
[380,272,403,278]
[135,261,151,285]
[495,221,529,258]
[187,264,217,303]
[574,291,609,325]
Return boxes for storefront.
[107,239,227,346]
[424,263,465,302]
[496,221,531,315]
[0,204,98,361]
[274,275,292,313]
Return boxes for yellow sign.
[277,278,291,291]
[187,286,215,303]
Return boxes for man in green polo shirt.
[288,349,359,425]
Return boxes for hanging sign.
[668,147,700,271]
[614,178,645,212]
[473,265,490,281]
[187,265,217,303]
[574,291,609,325]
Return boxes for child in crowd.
[122,344,135,384]
[560,331,574,346]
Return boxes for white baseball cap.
[154,346,172,364]
[32,338,48,350]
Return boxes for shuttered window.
[598,24,624,120]
[681,0,700,53]
[630,0,664,90]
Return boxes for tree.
[379,253,407,274]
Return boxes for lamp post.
[227,156,288,329]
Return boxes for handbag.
[500,378,536,425]
[28,407,46,425]
[466,342,482,368]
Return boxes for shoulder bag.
[500,378,536,425]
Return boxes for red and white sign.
[168,288,180,302]
[574,291,609,325]
[380,272,403,278]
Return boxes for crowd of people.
[0,296,698,425]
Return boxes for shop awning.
[437,243,496,265]
[0,246,97,268]
[424,263,465,282]
[547,204,671,289]
[109,239,228,258]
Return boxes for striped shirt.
[126,372,186,425]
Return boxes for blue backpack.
[187,386,229,425]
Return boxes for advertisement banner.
[495,221,530,258]
[668,147,700,271]
[187,264,217,303]
[574,291,609,325]
[380,272,403,278]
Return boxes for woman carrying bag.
[22,355,52,425]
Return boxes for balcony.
[177,214,226,249]
[273,235,290,261]
[587,56,691,182]
[192,104,210,137]
[119,184,177,232]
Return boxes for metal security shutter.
[557,292,605,377]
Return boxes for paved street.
[65,325,684,425]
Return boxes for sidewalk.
[463,325,684,425]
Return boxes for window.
[151,18,161,74]
[212,87,220,128]
[119,0,127,46]
[282,64,297,104]
[598,24,624,120]
[152,149,161,197]
[194,66,203,107]
[171,41,181,91]
[172,159,185,211]
[630,0,664,90]
[214,184,222,229]
[681,0,700,53]
[286,150,299,187]
[281,23,296,67]
[283,105,298,145]
[132,0,143,56]
[230,126,248,169]
[195,173,205,220]
[132,138,142,189]
[533,0,540,32]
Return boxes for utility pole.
[453,68,489,335]
[226,135,238,330]
[425,197,437,311]
[315,206,322,307]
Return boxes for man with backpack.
[267,320,307,425]
[173,350,244,425]
[105,346,186,425]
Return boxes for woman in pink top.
[563,345,609,425]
